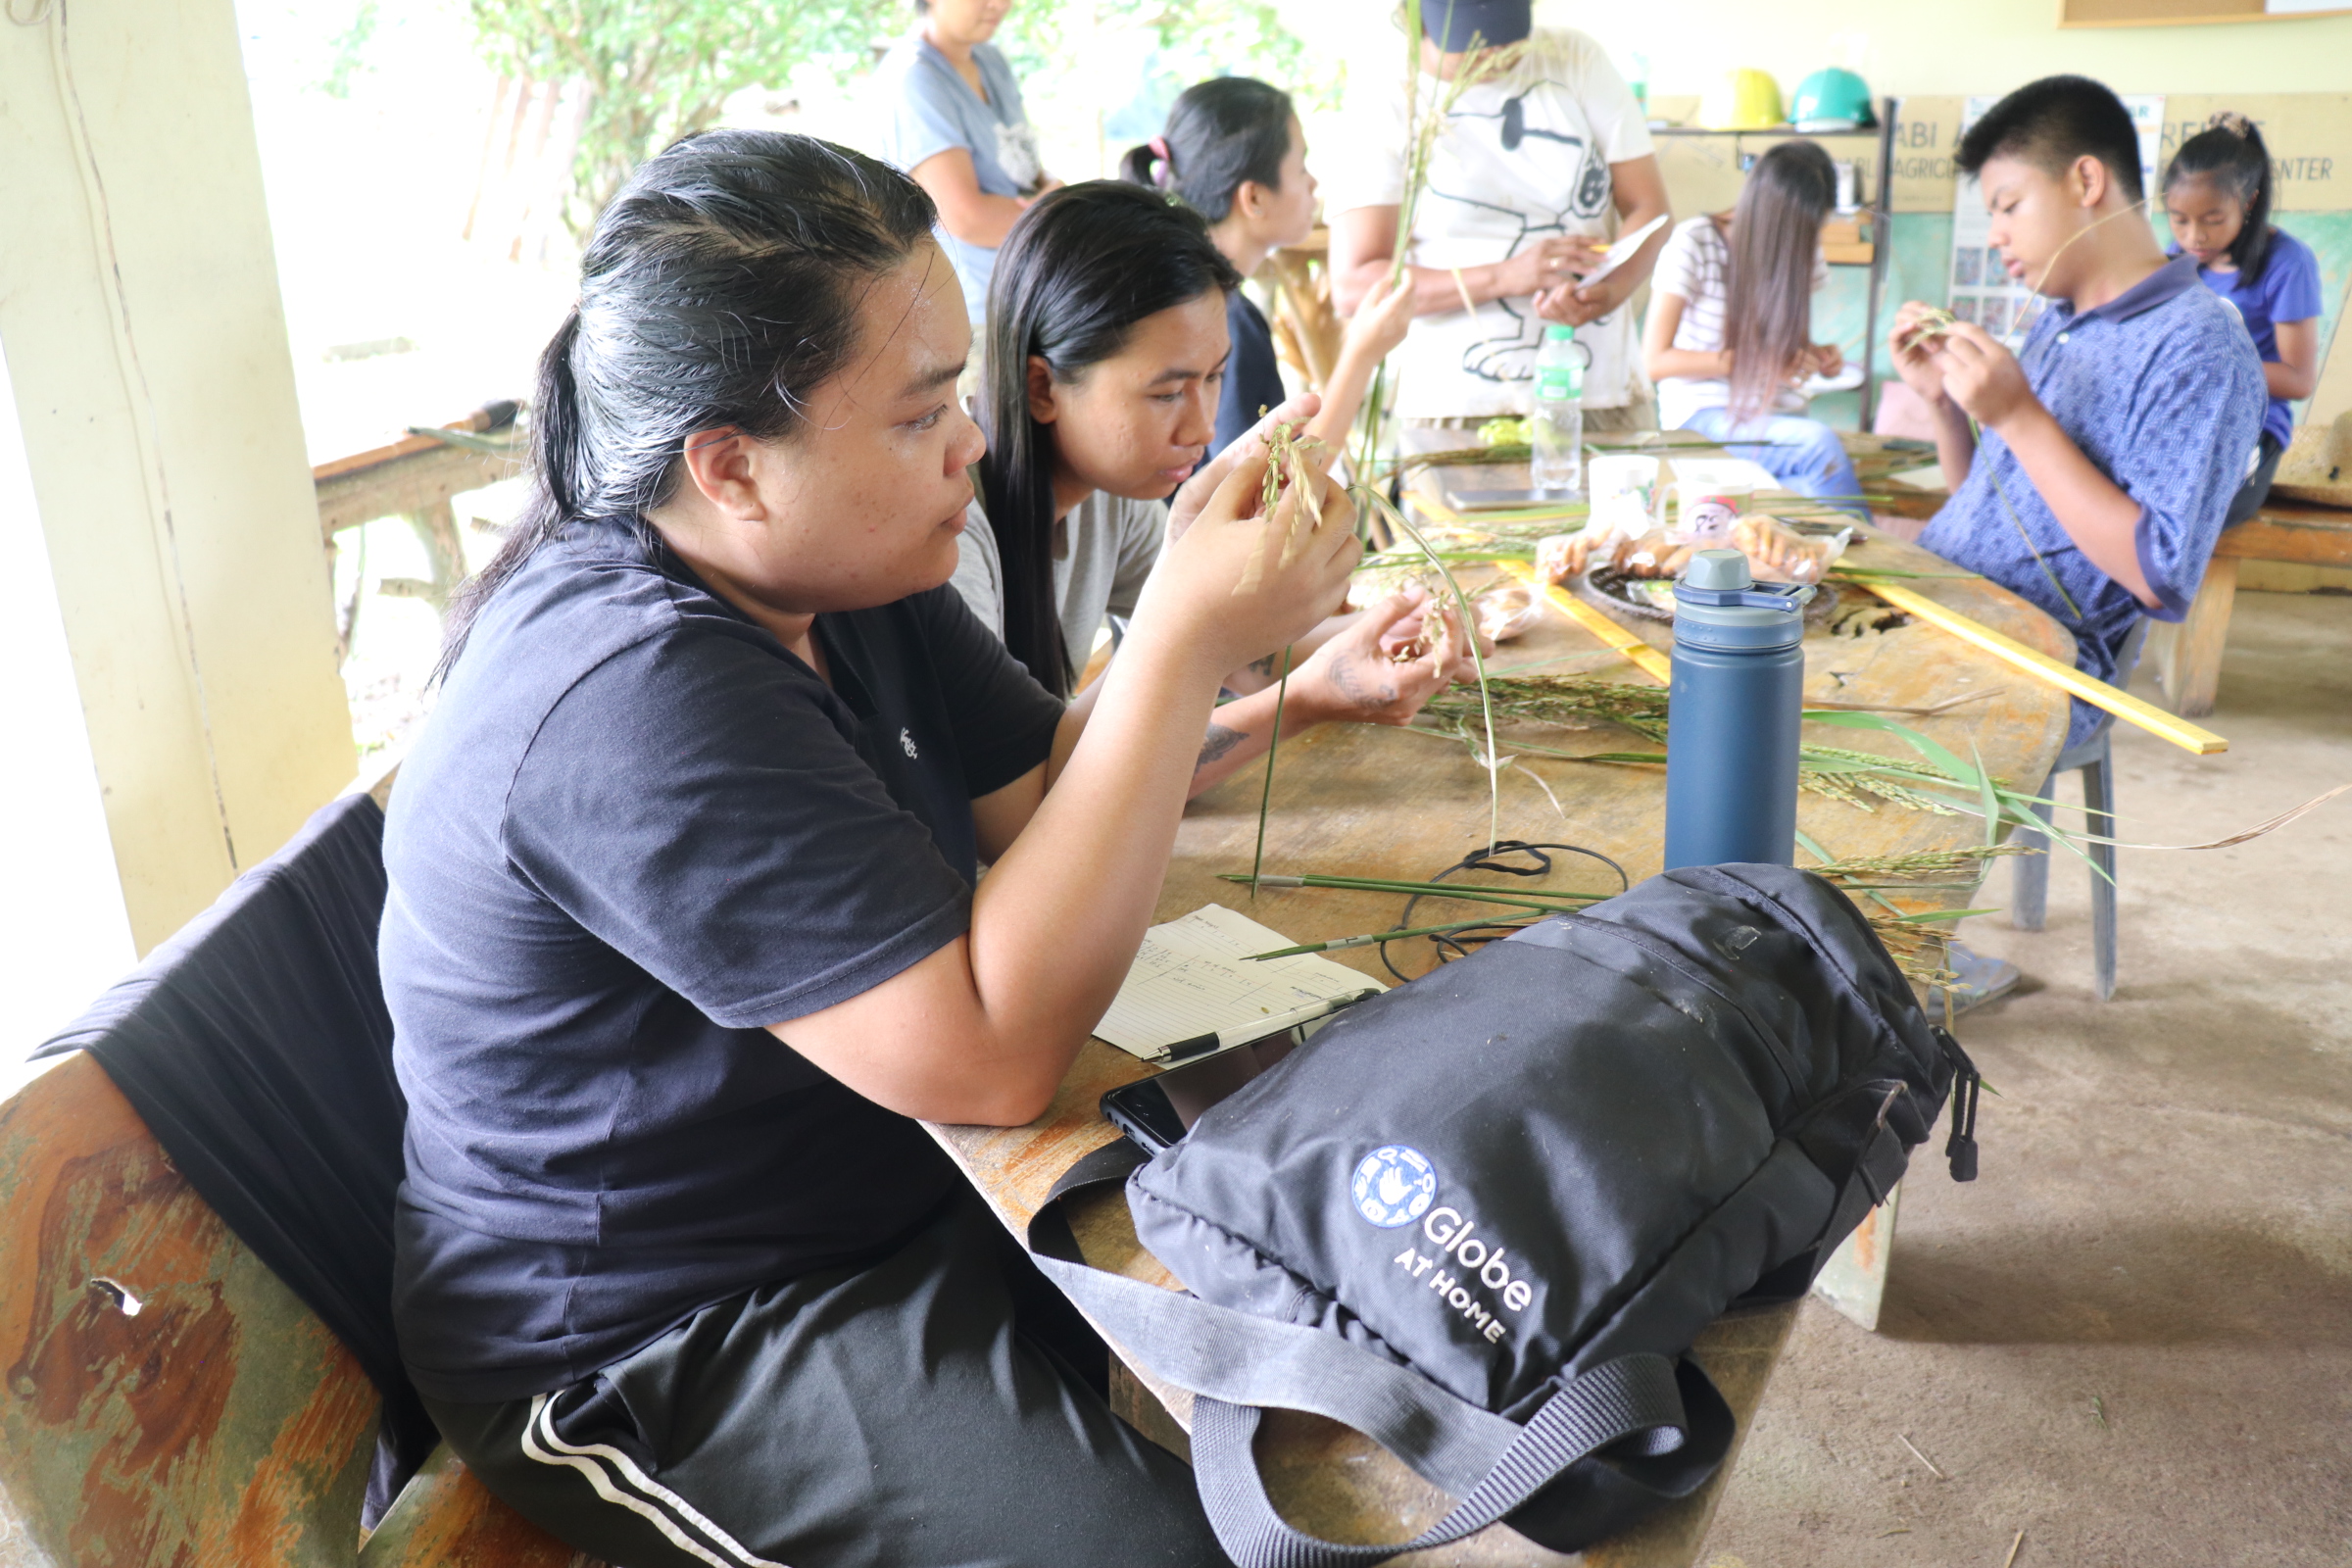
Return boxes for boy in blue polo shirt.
[1888,75,2265,1006]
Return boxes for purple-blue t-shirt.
[2174,226,2324,449]
[381,516,1064,1401]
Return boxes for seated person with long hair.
[1642,139,1864,512]
[2161,113,2323,522]
[382,130,1359,1567]
[954,179,1474,796]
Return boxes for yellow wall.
[1544,0,2352,100]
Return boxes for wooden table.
[927,519,2071,1565]
[2154,498,2352,717]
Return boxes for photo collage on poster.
[1947,93,2165,345]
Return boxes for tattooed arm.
[1180,589,1471,797]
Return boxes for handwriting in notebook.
[1093,905,1384,1058]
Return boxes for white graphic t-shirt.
[1322,29,1653,416]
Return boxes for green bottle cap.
[1544,323,1577,343]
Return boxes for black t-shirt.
[381,517,1064,1402]
[1213,289,1285,460]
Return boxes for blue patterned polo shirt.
[1918,255,2266,747]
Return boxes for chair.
[2010,619,2149,1001]
[2,787,576,1566]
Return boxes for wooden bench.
[0,764,579,1567]
[2155,498,2352,717]
[0,1049,579,1568]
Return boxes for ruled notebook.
[1093,905,1386,1060]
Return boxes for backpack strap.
[1027,1141,1724,1566]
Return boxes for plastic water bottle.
[1663,549,1817,870]
[1531,323,1587,495]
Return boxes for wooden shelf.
[2059,0,2350,24]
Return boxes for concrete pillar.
[0,0,352,961]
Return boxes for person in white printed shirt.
[1321,0,1672,429]
[1642,139,1863,509]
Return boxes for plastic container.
[1663,548,1816,871]
[1531,324,1587,495]
[1588,453,1664,534]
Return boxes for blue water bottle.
[1663,548,1815,870]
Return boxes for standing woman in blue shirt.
[2162,114,2324,523]
[876,0,1057,320]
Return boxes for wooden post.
[2158,557,2238,718]
[0,0,353,953]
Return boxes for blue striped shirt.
[1918,256,2266,747]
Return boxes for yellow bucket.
[1699,68,1784,130]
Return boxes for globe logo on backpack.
[1351,1145,1438,1228]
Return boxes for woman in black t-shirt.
[383,130,1353,1568]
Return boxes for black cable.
[1378,840,1631,983]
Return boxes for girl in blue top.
[2163,113,2324,522]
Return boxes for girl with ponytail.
[1119,77,1417,459]
[386,129,1357,1567]
[2163,112,2323,521]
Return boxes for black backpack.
[1029,862,1980,1567]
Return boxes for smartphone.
[1099,1029,1305,1155]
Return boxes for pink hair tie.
[1150,135,1174,189]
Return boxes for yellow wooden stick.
[1859,580,2228,756]
[1495,558,1674,683]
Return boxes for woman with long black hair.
[381,130,1352,1567]
[956,179,1471,795]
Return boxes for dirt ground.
[1697,590,2352,1567]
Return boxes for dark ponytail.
[977,182,1241,697]
[437,129,938,678]
[1117,77,1295,225]
[2164,112,2276,283]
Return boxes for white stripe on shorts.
[521,1392,791,1568]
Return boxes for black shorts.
[421,1189,1229,1568]
[2225,428,2286,527]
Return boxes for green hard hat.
[1791,68,1874,132]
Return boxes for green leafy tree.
[467,0,883,234]
[467,0,1340,236]
[999,0,1345,134]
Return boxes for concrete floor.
[1699,590,2352,1567]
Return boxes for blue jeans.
[1679,406,1865,515]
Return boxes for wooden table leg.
[1811,1185,1900,1333]
[2160,557,2238,718]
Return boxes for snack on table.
[1731,514,1851,584]
[1472,583,1541,643]
[1478,416,1531,447]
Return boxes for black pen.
[1154,989,1380,1064]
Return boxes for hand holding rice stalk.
[1241,416,1347,894]
[1349,0,1532,474]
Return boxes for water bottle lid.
[1673,548,1814,650]
[1681,548,1751,591]
[1544,323,1576,342]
